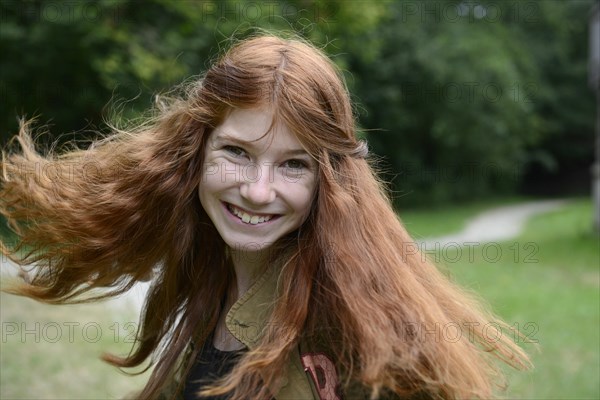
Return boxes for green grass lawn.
[1,198,598,399]
[0,291,150,399]
[412,198,599,399]
[0,219,152,398]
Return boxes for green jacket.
[159,264,370,400]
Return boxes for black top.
[182,334,246,400]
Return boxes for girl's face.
[198,107,317,257]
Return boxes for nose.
[239,163,276,205]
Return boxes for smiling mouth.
[225,203,277,225]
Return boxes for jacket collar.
[225,264,278,348]
[224,265,314,399]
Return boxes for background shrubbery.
[1,0,595,207]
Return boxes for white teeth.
[228,204,273,225]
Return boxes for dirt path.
[419,199,567,247]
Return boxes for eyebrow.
[213,132,312,157]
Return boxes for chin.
[222,235,276,254]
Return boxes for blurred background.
[1,0,598,399]
[1,0,597,206]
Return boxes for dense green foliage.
[1,0,595,206]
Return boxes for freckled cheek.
[199,170,218,191]
[201,159,241,188]
[287,181,316,218]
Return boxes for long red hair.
[1,34,529,399]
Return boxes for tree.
[0,0,384,144]
[1,0,594,206]
[346,0,595,206]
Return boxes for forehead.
[211,107,304,151]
